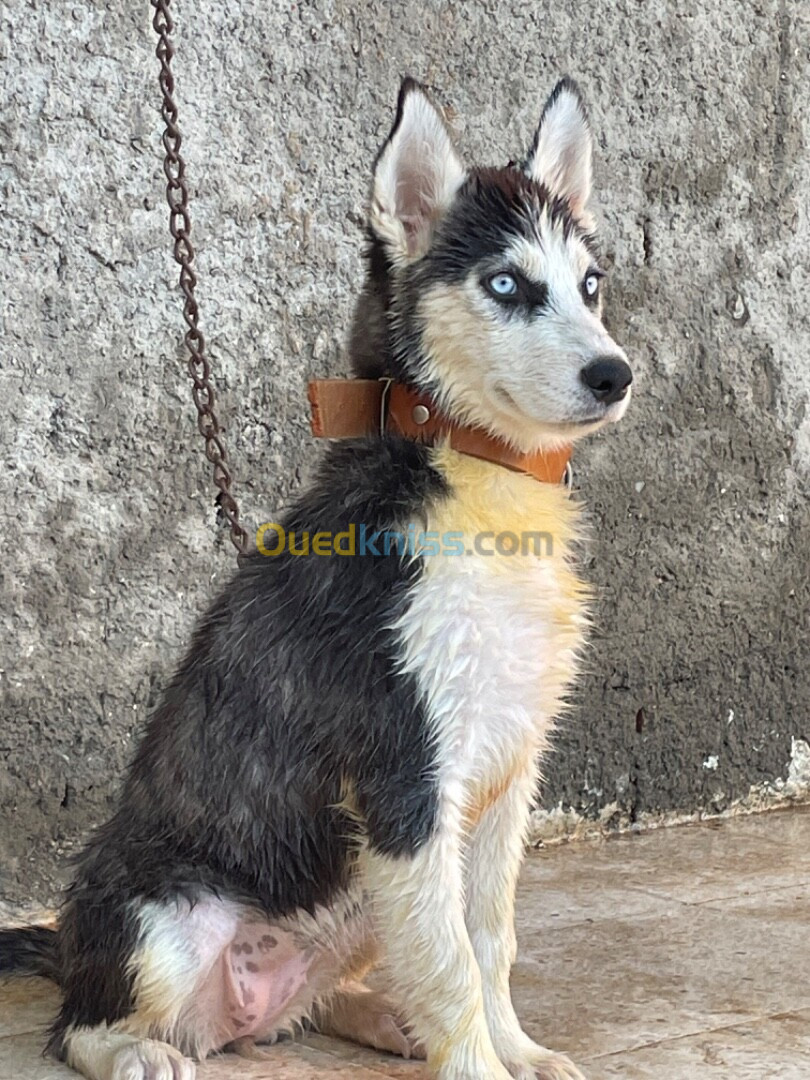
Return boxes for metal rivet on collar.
[412,404,431,425]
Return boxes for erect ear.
[370,78,466,262]
[523,78,593,223]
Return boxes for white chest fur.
[394,448,589,822]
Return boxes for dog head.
[350,78,631,452]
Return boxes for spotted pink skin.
[194,921,314,1043]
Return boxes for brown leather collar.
[308,379,572,486]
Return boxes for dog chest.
[394,447,589,801]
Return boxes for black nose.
[580,357,633,405]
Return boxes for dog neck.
[308,379,572,486]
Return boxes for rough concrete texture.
[1,2,809,901]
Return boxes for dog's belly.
[129,889,369,1054]
[193,913,315,1043]
[397,449,588,813]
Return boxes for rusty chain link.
[150,0,249,559]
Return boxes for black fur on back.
[40,435,448,1052]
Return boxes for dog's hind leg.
[361,808,513,1080]
[57,890,346,1078]
[64,886,421,1077]
[52,891,229,1080]
[465,768,585,1080]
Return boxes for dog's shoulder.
[290,435,449,534]
[227,434,448,603]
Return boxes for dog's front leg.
[363,803,512,1080]
[466,768,585,1080]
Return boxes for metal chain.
[150,0,249,558]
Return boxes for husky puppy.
[0,78,631,1080]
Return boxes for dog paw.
[111,1040,196,1080]
[362,999,425,1060]
[435,1056,514,1080]
[507,1045,586,1080]
[319,987,426,1059]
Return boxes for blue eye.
[488,272,518,297]
[584,273,600,298]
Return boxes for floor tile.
[585,1010,810,1079]
[197,1040,403,1078]
[509,880,810,1060]
[528,806,810,906]
[0,977,58,1039]
[0,1031,76,1080]
[515,853,682,931]
[701,881,810,918]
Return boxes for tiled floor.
[2,806,809,1079]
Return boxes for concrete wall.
[2,1,809,902]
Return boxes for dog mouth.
[493,384,630,431]
[574,407,618,425]
[569,403,628,428]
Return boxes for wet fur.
[0,77,630,1080]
